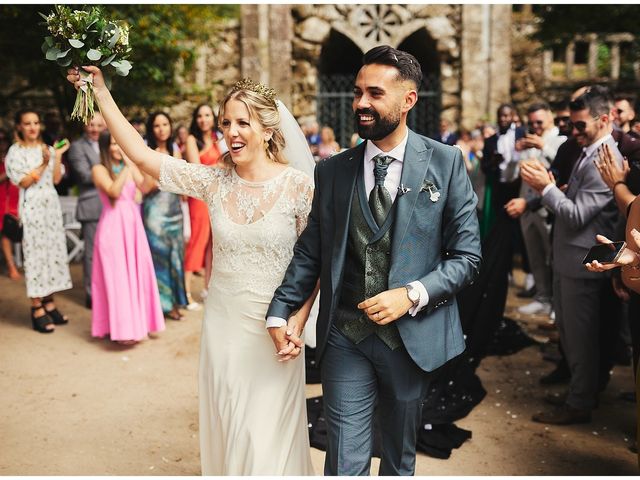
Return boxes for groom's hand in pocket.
[358,287,413,325]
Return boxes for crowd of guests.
[0,104,228,344]
[439,87,640,430]
[2,84,640,432]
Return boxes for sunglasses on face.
[616,108,625,115]
[569,116,600,133]
[530,120,545,126]
[554,116,570,125]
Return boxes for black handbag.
[2,213,22,242]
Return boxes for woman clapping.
[4,110,72,333]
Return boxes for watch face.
[407,287,419,302]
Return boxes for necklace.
[111,160,124,175]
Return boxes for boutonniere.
[397,184,412,196]
[420,180,440,202]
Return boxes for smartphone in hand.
[582,241,627,264]
[54,139,68,149]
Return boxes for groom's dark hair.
[362,46,422,89]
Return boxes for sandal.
[165,308,183,321]
[31,304,54,333]
[42,295,69,325]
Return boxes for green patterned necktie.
[369,154,395,227]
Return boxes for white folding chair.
[58,196,84,262]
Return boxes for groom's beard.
[354,108,401,141]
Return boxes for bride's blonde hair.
[218,83,288,168]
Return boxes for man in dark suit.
[67,113,106,308]
[437,118,458,146]
[482,103,526,222]
[267,46,481,475]
[522,85,622,425]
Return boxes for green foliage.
[0,4,239,121]
[597,43,611,78]
[535,5,640,45]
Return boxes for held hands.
[584,232,640,272]
[595,143,629,190]
[358,287,413,325]
[267,312,306,362]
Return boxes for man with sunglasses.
[613,95,637,137]
[506,102,567,317]
[521,85,622,425]
[553,101,572,138]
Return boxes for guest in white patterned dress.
[5,110,73,333]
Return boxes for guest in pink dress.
[91,131,164,345]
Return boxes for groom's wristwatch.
[405,284,420,307]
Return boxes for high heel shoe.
[31,304,54,333]
[42,295,69,325]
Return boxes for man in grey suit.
[521,85,622,425]
[267,46,481,475]
[67,113,106,308]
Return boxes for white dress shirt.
[90,139,99,155]
[266,130,429,329]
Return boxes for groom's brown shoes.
[532,404,591,425]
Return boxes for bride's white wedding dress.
[159,155,315,475]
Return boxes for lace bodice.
[159,155,313,297]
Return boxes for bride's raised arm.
[67,66,163,179]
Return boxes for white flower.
[118,26,129,47]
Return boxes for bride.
[67,67,317,475]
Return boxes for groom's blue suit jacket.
[267,130,482,372]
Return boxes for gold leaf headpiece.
[231,78,278,107]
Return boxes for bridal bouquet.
[40,5,133,124]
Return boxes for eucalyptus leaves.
[40,5,133,124]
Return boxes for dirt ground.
[1,263,638,475]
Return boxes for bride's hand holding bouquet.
[42,5,132,124]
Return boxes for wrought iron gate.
[317,73,442,149]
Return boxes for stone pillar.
[565,41,575,79]
[195,44,208,88]
[542,49,553,86]
[587,34,598,78]
[460,4,511,128]
[610,41,620,80]
[240,5,293,106]
[268,5,293,107]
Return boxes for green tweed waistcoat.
[334,178,402,350]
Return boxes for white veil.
[276,100,319,348]
[277,100,316,178]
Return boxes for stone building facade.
[1,5,515,137]
[236,4,512,137]
[187,4,512,141]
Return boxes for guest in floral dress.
[143,112,187,320]
[5,110,72,333]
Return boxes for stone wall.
[460,4,513,129]
[167,18,241,128]
[290,4,466,124]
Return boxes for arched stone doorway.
[317,26,442,148]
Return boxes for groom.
[267,45,482,475]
